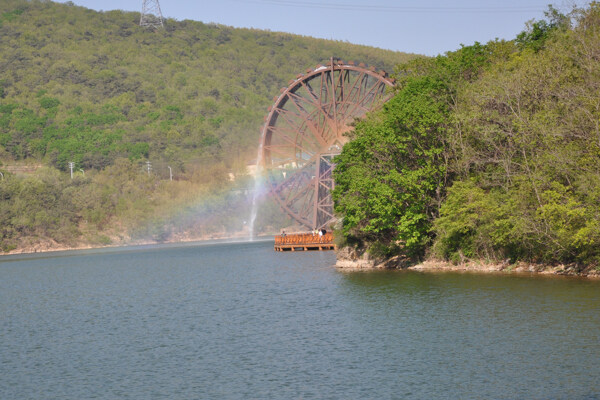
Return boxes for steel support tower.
[140,0,164,29]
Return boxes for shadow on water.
[338,266,600,311]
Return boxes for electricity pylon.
[140,0,164,29]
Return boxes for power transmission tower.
[146,160,152,175]
[140,0,164,29]
[68,162,75,179]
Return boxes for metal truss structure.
[140,0,164,29]
[260,58,395,230]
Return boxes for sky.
[55,0,589,56]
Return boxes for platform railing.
[274,232,334,246]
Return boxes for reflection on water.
[1,242,599,399]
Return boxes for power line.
[226,0,559,13]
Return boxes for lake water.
[1,240,599,399]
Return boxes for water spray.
[248,129,266,241]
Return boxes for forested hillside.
[333,4,600,270]
[0,0,410,169]
[0,0,414,252]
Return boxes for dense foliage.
[0,0,412,251]
[334,4,600,267]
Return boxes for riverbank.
[0,232,270,256]
[335,247,600,278]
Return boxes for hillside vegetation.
[0,0,414,251]
[333,4,600,270]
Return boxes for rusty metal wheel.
[260,58,395,230]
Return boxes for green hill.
[0,0,413,171]
[0,0,415,252]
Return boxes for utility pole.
[146,160,152,175]
[140,0,164,29]
[168,166,172,181]
[68,162,75,179]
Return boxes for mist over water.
[249,133,266,241]
[1,241,599,399]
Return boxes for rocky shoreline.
[335,247,600,278]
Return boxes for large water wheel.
[259,58,395,229]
